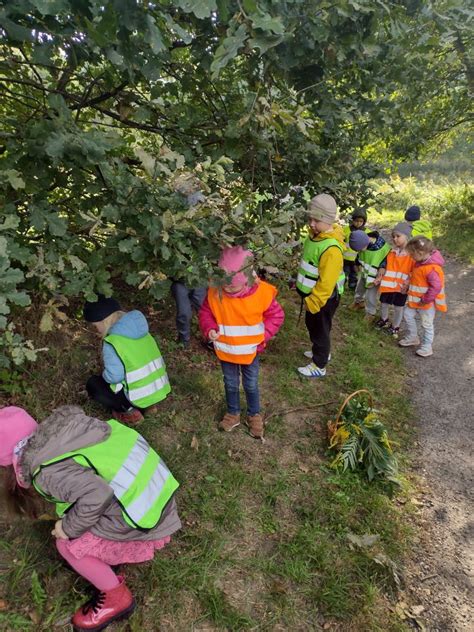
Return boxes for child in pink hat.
[0,405,181,632]
[199,246,284,439]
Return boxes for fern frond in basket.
[328,390,401,491]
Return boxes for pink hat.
[0,407,38,466]
[218,246,253,288]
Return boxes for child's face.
[410,250,429,262]
[392,232,408,248]
[308,218,331,235]
[223,281,246,294]
[352,217,364,229]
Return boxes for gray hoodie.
[19,406,181,541]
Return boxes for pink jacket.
[415,250,445,304]
[199,282,284,353]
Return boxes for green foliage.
[0,0,471,367]
[329,395,401,493]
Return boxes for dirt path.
[401,256,474,631]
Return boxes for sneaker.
[112,408,144,425]
[384,325,400,339]
[398,337,421,347]
[219,413,241,432]
[246,414,264,439]
[416,346,433,357]
[304,351,332,362]
[375,318,389,329]
[349,301,365,311]
[297,362,326,378]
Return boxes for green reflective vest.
[105,332,171,408]
[358,242,391,288]
[32,419,179,530]
[296,237,345,296]
[411,219,433,240]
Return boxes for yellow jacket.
[305,225,345,314]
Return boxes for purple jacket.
[415,250,445,304]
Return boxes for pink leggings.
[56,539,120,591]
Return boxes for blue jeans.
[220,357,260,416]
[171,282,207,343]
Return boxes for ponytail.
[1,465,39,519]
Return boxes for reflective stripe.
[126,358,165,383]
[380,280,398,289]
[297,273,316,289]
[126,461,171,523]
[128,375,170,401]
[299,259,318,276]
[361,262,378,276]
[409,285,428,293]
[436,298,446,306]
[409,296,422,303]
[385,271,409,279]
[218,323,265,337]
[109,436,150,499]
[111,383,123,393]
[214,341,258,355]
[344,251,357,261]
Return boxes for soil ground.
[401,256,474,631]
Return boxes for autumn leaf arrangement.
[328,390,401,493]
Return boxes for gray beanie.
[307,193,338,224]
[349,230,371,251]
[392,222,412,239]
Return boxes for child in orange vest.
[199,246,284,439]
[399,236,447,357]
[376,222,415,338]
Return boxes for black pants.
[86,375,134,412]
[305,293,340,368]
[343,260,358,289]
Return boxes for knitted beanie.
[83,295,121,323]
[392,222,412,238]
[307,194,338,224]
[219,246,253,288]
[0,407,38,466]
[351,206,367,222]
[349,230,371,251]
[405,205,421,221]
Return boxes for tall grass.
[368,175,474,263]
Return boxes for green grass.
[0,289,417,631]
[367,175,474,263]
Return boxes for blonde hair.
[407,236,434,257]
[99,310,126,337]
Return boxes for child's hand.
[51,519,69,540]
[208,329,220,342]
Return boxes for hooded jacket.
[102,311,149,384]
[413,249,445,303]
[304,224,345,314]
[19,406,181,541]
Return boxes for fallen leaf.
[0,599,7,610]
[346,532,380,548]
[191,435,199,451]
[410,605,425,616]
[298,463,309,473]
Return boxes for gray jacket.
[19,406,181,541]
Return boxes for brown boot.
[112,409,144,425]
[349,301,365,310]
[144,405,159,416]
[247,414,264,439]
[219,413,240,432]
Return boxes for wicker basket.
[327,389,374,443]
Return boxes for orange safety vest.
[207,281,277,364]
[407,264,447,312]
[379,251,415,294]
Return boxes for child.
[0,405,181,631]
[405,205,433,239]
[399,236,447,357]
[296,193,345,378]
[349,229,391,321]
[343,207,368,289]
[376,222,415,338]
[199,246,284,439]
[84,296,170,424]
[171,282,207,348]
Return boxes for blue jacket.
[102,311,149,384]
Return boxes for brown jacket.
[19,406,181,541]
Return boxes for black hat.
[83,295,121,323]
[405,205,421,221]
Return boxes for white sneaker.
[297,362,327,378]
[416,346,433,357]
[304,351,332,362]
[398,337,421,347]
